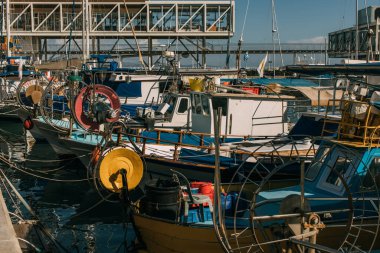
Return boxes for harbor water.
[0,119,136,253]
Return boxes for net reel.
[39,72,85,134]
[16,76,49,112]
[90,121,144,197]
[72,84,121,133]
[216,138,380,253]
[94,147,143,193]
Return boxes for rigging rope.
[122,0,147,73]
[240,0,250,40]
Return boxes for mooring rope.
[0,155,92,183]
[0,108,19,115]
[22,152,90,163]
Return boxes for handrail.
[121,131,316,161]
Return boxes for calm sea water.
[0,119,136,253]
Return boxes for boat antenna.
[122,0,147,74]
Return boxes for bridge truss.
[3,0,234,67]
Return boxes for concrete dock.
[0,190,22,253]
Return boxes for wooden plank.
[0,190,22,253]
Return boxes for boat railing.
[119,128,317,162]
[322,98,380,146]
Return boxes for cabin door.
[191,93,212,134]
[173,97,191,128]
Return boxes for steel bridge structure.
[3,0,234,67]
[3,0,329,68]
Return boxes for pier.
[0,189,22,253]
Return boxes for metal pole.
[325,37,328,65]
[86,0,90,60]
[82,0,85,60]
[376,17,379,60]
[355,0,359,60]
[82,0,89,61]
[5,0,10,57]
[212,107,230,253]
[202,37,206,69]
[148,37,152,70]
[0,0,4,58]
[300,159,305,253]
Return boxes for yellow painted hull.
[134,214,380,253]
[134,214,226,253]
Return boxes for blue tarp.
[112,81,142,97]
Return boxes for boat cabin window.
[159,81,171,93]
[306,146,331,181]
[211,97,227,116]
[165,96,176,114]
[201,95,210,115]
[317,149,356,195]
[362,157,380,188]
[177,98,189,114]
[192,94,202,114]
[325,156,353,187]
[192,94,210,115]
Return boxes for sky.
[234,0,380,43]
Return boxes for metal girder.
[179,4,204,31]
[149,4,175,31]
[34,4,60,31]
[91,4,118,31]
[206,5,230,31]
[6,1,234,37]
[120,4,146,32]
[10,3,30,27]
[63,9,82,31]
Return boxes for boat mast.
[271,0,276,77]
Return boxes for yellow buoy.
[189,78,204,92]
[98,147,143,192]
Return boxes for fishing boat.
[56,78,323,180]
[0,56,37,119]
[88,76,380,253]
